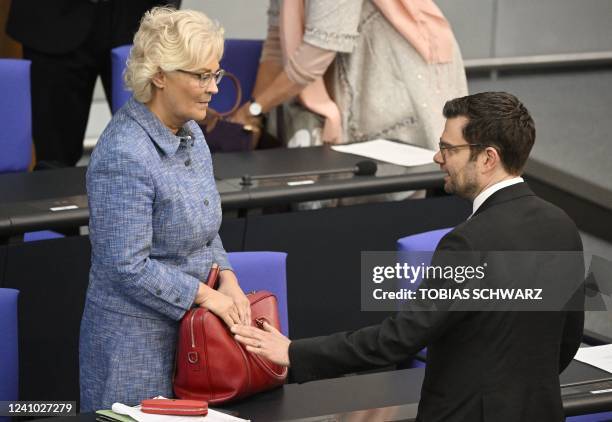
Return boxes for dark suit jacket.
[7,0,181,54]
[289,183,584,422]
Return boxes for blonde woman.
[79,8,249,410]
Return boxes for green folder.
[95,409,138,422]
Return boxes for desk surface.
[223,360,612,421]
[0,147,444,236]
[0,166,86,203]
[212,145,436,180]
[30,360,611,422]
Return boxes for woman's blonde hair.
[124,7,224,103]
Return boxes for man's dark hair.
[442,92,535,174]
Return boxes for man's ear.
[151,71,166,89]
[482,147,500,171]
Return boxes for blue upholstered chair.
[396,228,453,368]
[566,411,612,421]
[0,288,19,422]
[110,45,132,114]
[110,39,263,114]
[0,59,32,173]
[397,227,453,254]
[0,62,60,240]
[227,251,289,336]
[209,39,263,114]
[24,230,65,242]
[396,227,453,292]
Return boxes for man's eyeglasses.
[176,68,225,87]
[438,141,488,159]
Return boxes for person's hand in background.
[228,102,263,147]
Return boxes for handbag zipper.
[142,406,207,412]
[235,336,252,393]
[190,310,198,348]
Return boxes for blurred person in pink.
[231,0,468,150]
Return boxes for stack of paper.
[574,344,612,373]
[331,139,436,167]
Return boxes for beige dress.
[268,0,468,150]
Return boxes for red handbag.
[173,265,288,404]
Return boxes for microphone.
[240,160,377,186]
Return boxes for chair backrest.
[110,39,263,114]
[24,230,65,242]
[397,227,453,254]
[210,39,263,113]
[0,288,19,410]
[565,411,612,421]
[396,227,454,292]
[228,252,289,336]
[110,45,133,114]
[0,59,32,173]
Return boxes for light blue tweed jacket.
[80,97,231,411]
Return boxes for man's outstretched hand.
[232,322,291,367]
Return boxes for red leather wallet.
[140,399,208,416]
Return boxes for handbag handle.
[206,263,220,289]
[209,71,243,118]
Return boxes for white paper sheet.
[112,402,249,422]
[331,139,436,167]
[574,344,612,374]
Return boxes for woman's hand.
[217,270,251,325]
[195,283,241,328]
[231,322,291,367]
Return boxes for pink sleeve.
[286,41,337,86]
[260,25,283,64]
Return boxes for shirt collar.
[471,177,524,217]
[124,97,194,157]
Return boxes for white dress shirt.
[470,177,524,218]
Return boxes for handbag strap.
[206,263,220,289]
[209,71,243,118]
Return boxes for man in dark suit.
[7,0,180,168]
[232,92,585,422]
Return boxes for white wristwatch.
[248,100,263,117]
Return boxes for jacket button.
[206,240,212,247]
[204,199,209,206]
[174,297,181,304]
[185,159,191,166]
[156,289,162,296]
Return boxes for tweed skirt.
[79,299,179,411]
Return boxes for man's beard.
[445,163,479,199]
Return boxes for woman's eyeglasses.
[176,68,225,87]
